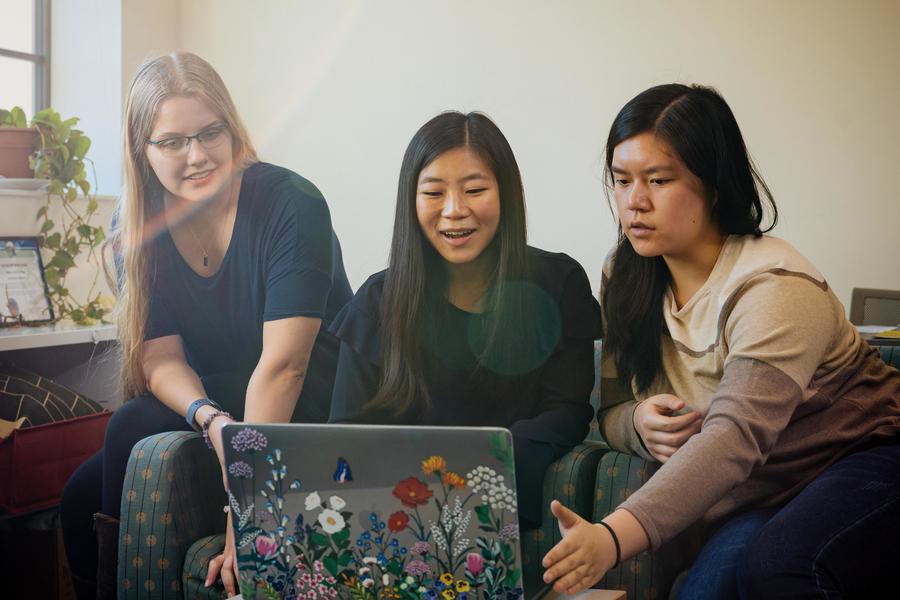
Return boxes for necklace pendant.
[203,254,209,267]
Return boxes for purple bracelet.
[201,410,234,449]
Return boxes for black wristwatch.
[185,398,224,432]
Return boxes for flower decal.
[328,495,346,511]
[304,491,321,511]
[441,471,465,489]
[227,461,253,478]
[410,540,430,555]
[421,455,447,475]
[318,508,346,533]
[255,535,277,558]
[499,522,519,541]
[404,559,431,576]
[387,511,410,532]
[465,552,484,575]
[392,477,433,507]
[231,428,268,452]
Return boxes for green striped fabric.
[182,534,227,599]
[592,451,694,599]
[118,431,226,599]
[520,441,609,593]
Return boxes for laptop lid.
[222,423,527,600]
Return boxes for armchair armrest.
[118,431,226,599]
[521,441,610,593]
[593,450,696,600]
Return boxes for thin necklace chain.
[181,178,237,268]
[187,221,213,267]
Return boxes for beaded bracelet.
[201,410,234,449]
[597,520,621,569]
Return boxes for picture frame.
[0,236,54,326]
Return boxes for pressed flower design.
[226,427,522,599]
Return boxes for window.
[0,0,50,117]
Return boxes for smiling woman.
[58,52,352,599]
[328,111,602,530]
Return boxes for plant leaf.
[51,250,76,269]
[40,219,54,233]
[323,554,338,576]
[10,106,27,128]
[45,232,61,249]
[44,268,59,286]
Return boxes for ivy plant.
[2,106,112,324]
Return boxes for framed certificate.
[0,237,54,325]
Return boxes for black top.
[328,246,601,526]
[145,162,353,421]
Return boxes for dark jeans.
[677,441,900,600]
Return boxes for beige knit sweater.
[598,234,900,550]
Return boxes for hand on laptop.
[541,500,617,595]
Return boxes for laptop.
[222,422,557,600]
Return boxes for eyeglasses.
[146,122,230,156]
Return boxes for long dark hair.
[603,83,778,393]
[367,111,530,417]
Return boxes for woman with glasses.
[60,52,352,599]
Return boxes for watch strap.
[186,397,223,431]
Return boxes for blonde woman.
[60,52,352,599]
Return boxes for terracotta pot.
[0,126,39,178]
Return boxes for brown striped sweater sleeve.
[619,273,839,549]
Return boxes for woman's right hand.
[633,394,702,463]
[205,510,239,595]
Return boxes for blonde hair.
[115,52,258,399]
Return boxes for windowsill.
[0,322,116,352]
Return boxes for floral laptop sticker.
[222,423,525,600]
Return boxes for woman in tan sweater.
[542,83,900,599]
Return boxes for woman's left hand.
[542,500,617,595]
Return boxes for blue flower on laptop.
[304,491,322,511]
[328,495,346,511]
[231,427,268,452]
[227,460,253,478]
[318,508,346,533]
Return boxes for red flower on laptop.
[387,510,410,532]
[392,477,433,507]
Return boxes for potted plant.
[0,105,113,324]
[0,107,39,178]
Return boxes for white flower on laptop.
[304,491,321,511]
[318,508,346,533]
[329,495,347,511]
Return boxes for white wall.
[123,1,900,309]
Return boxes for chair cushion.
[182,534,226,599]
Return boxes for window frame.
[0,0,51,115]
